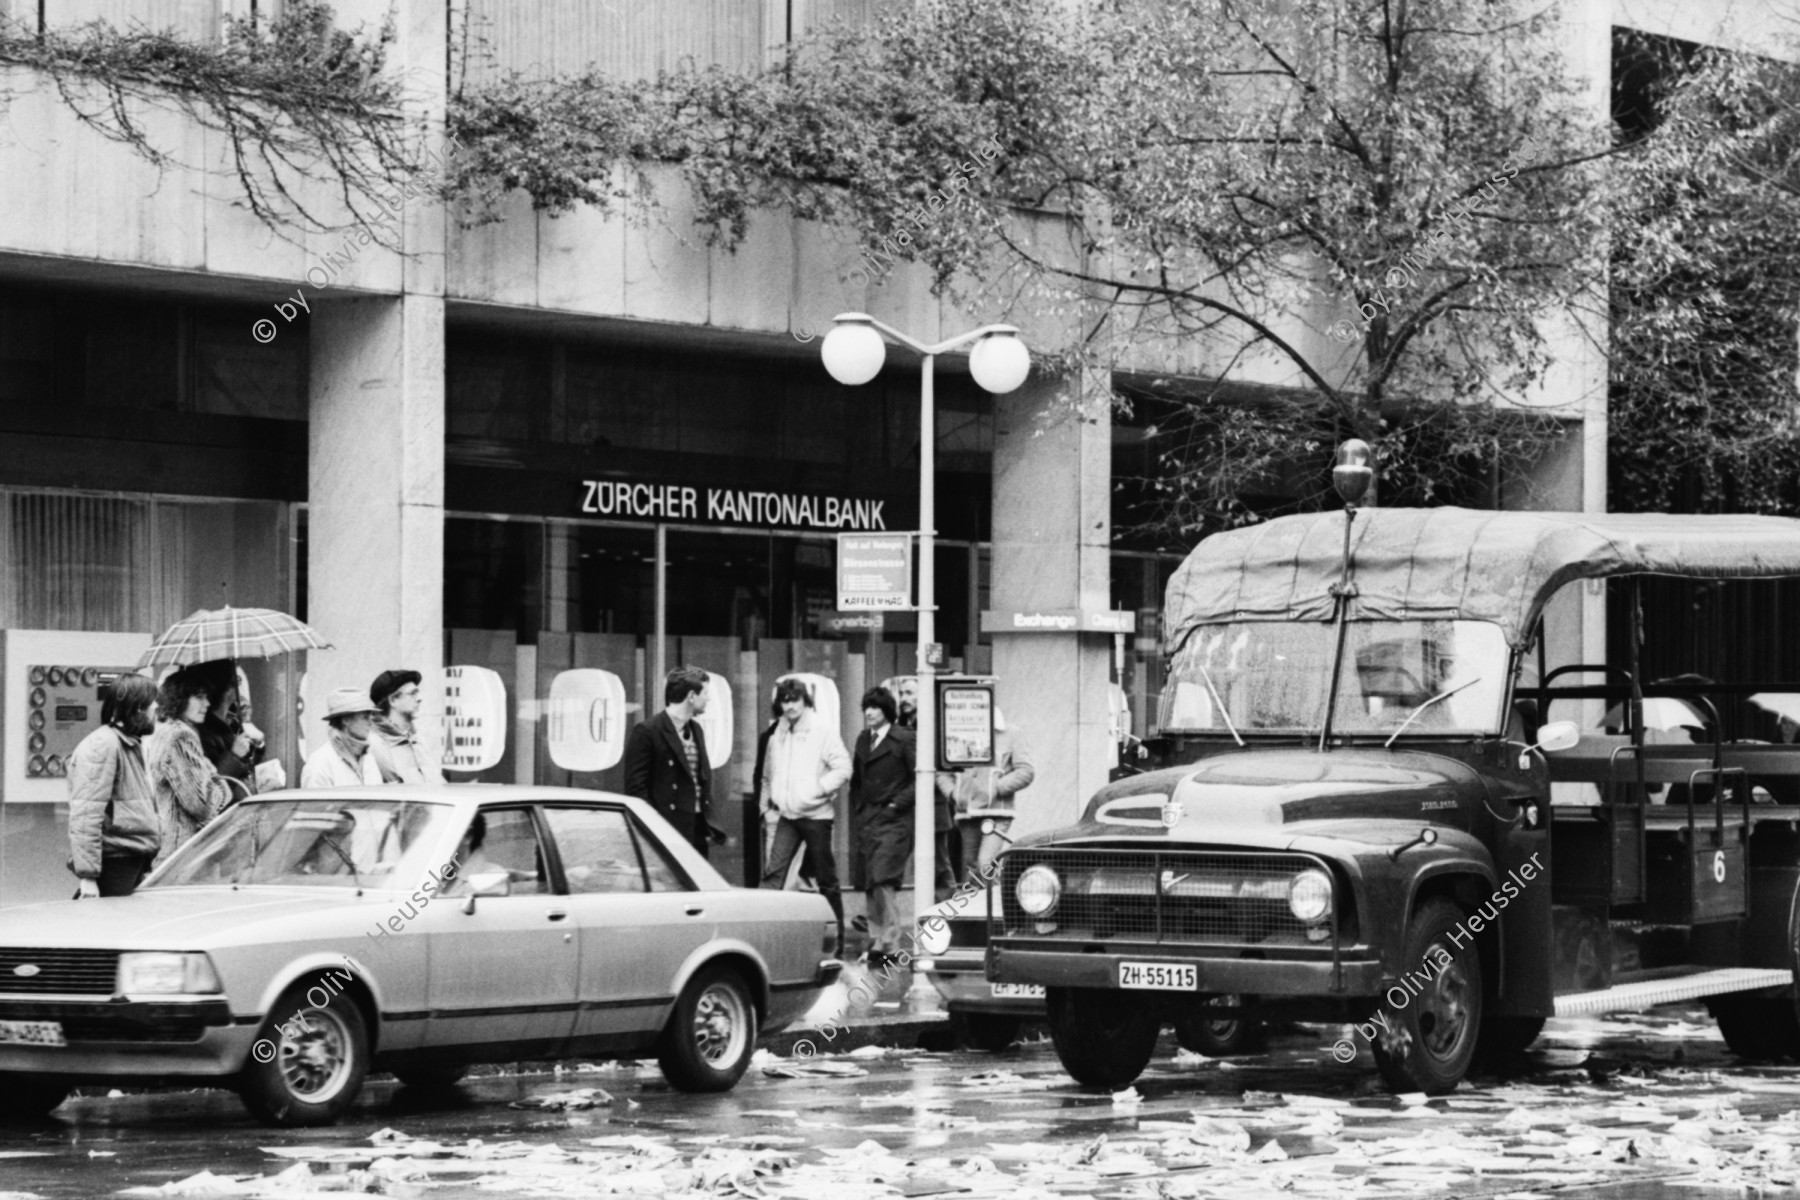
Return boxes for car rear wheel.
[238,980,370,1126]
[658,964,757,1092]
[952,1012,1022,1052]
[393,1063,470,1090]
[1174,995,1257,1056]
[0,1077,70,1122]
[1045,987,1159,1089]
[1370,899,1483,1096]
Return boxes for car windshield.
[147,797,456,889]
[1160,620,1511,738]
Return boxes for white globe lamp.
[822,315,887,386]
[969,328,1031,394]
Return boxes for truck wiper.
[1197,663,1244,747]
[1384,677,1482,749]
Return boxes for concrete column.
[306,0,447,754]
[307,295,445,748]
[990,368,1114,838]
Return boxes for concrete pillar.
[990,369,1114,838]
[307,295,446,749]
[306,0,447,755]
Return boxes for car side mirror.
[1517,720,1580,769]
[459,870,511,915]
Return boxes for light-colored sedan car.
[0,787,841,1126]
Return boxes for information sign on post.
[936,676,997,769]
[836,533,913,610]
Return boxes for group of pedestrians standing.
[748,674,1033,966]
[67,665,440,899]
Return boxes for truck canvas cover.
[1165,507,1800,650]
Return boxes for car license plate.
[990,983,1045,999]
[0,1020,65,1047]
[1119,962,1196,991]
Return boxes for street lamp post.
[821,314,1031,994]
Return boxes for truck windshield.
[1159,620,1511,738]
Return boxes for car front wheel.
[1174,994,1257,1056]
[1370,899,1483,1095]
[953,1012,1022,1052]
[658,964,757,1092]
[0,1077,70,1122]
[238,980,370,1126]
[1045,987,1159,1089]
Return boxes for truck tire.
[1046,987,1159,1089]
[238,980,370,1126]
[1711,996,1798,1061]
[1476,1015,1545,1068]
[0,1077,70,1122]
[1174,994,1258,1056]
[1370,899,1483,1095]
[952,1012,1022,1052]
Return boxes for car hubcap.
[278,1008,352,1102]
[1416,940,1473,1060]
[1204,994,1240,1038]
[693,984,747,1067]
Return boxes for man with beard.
[67,673,162,897]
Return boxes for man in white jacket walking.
[759,678,851,955]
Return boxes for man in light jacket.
[938,708,1034,884]
[759,678,851,955]
[67,674,162,897]
[368,669,444,785]
[301,689,386,787]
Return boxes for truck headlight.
[1017,865,1061,916]
[117,952,221,994]
[1288,870,1333,923]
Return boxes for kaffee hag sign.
[580,479,889,532]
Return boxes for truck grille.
[992,850,1341,946]
[0,948,119,995]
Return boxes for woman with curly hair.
[148,668,237,868]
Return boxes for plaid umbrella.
[138,607,332,670]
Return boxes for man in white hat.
[301,688,386,787]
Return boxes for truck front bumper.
[988,943,1386,996]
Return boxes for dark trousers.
[934,829,957,901]
[86,852,153,898]
[761,817,844,938]
[685,813,710,861]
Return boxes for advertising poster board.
[938,677,996,769]
[836,533,913,610]
[441,665,507,773]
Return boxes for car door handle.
[685,906,704,917]
[546,909,568,921]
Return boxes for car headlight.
[1288,869,1333,923]
[1017,864,1061,917]
[917,916,952,956]
[117,952,222,995]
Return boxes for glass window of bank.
[442,328,995,882]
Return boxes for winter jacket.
[371,716,445,785]
[937,724,1035,818]
[623,711,713,826]
[761,710,851,821]
[66,725,159,879]
[148,720,235,867]
[301,738,384,787]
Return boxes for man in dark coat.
[623,666,714,858]
[851,687,915,966]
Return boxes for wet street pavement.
[7,1004,1800,1199]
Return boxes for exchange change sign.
[837,533,913,610]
